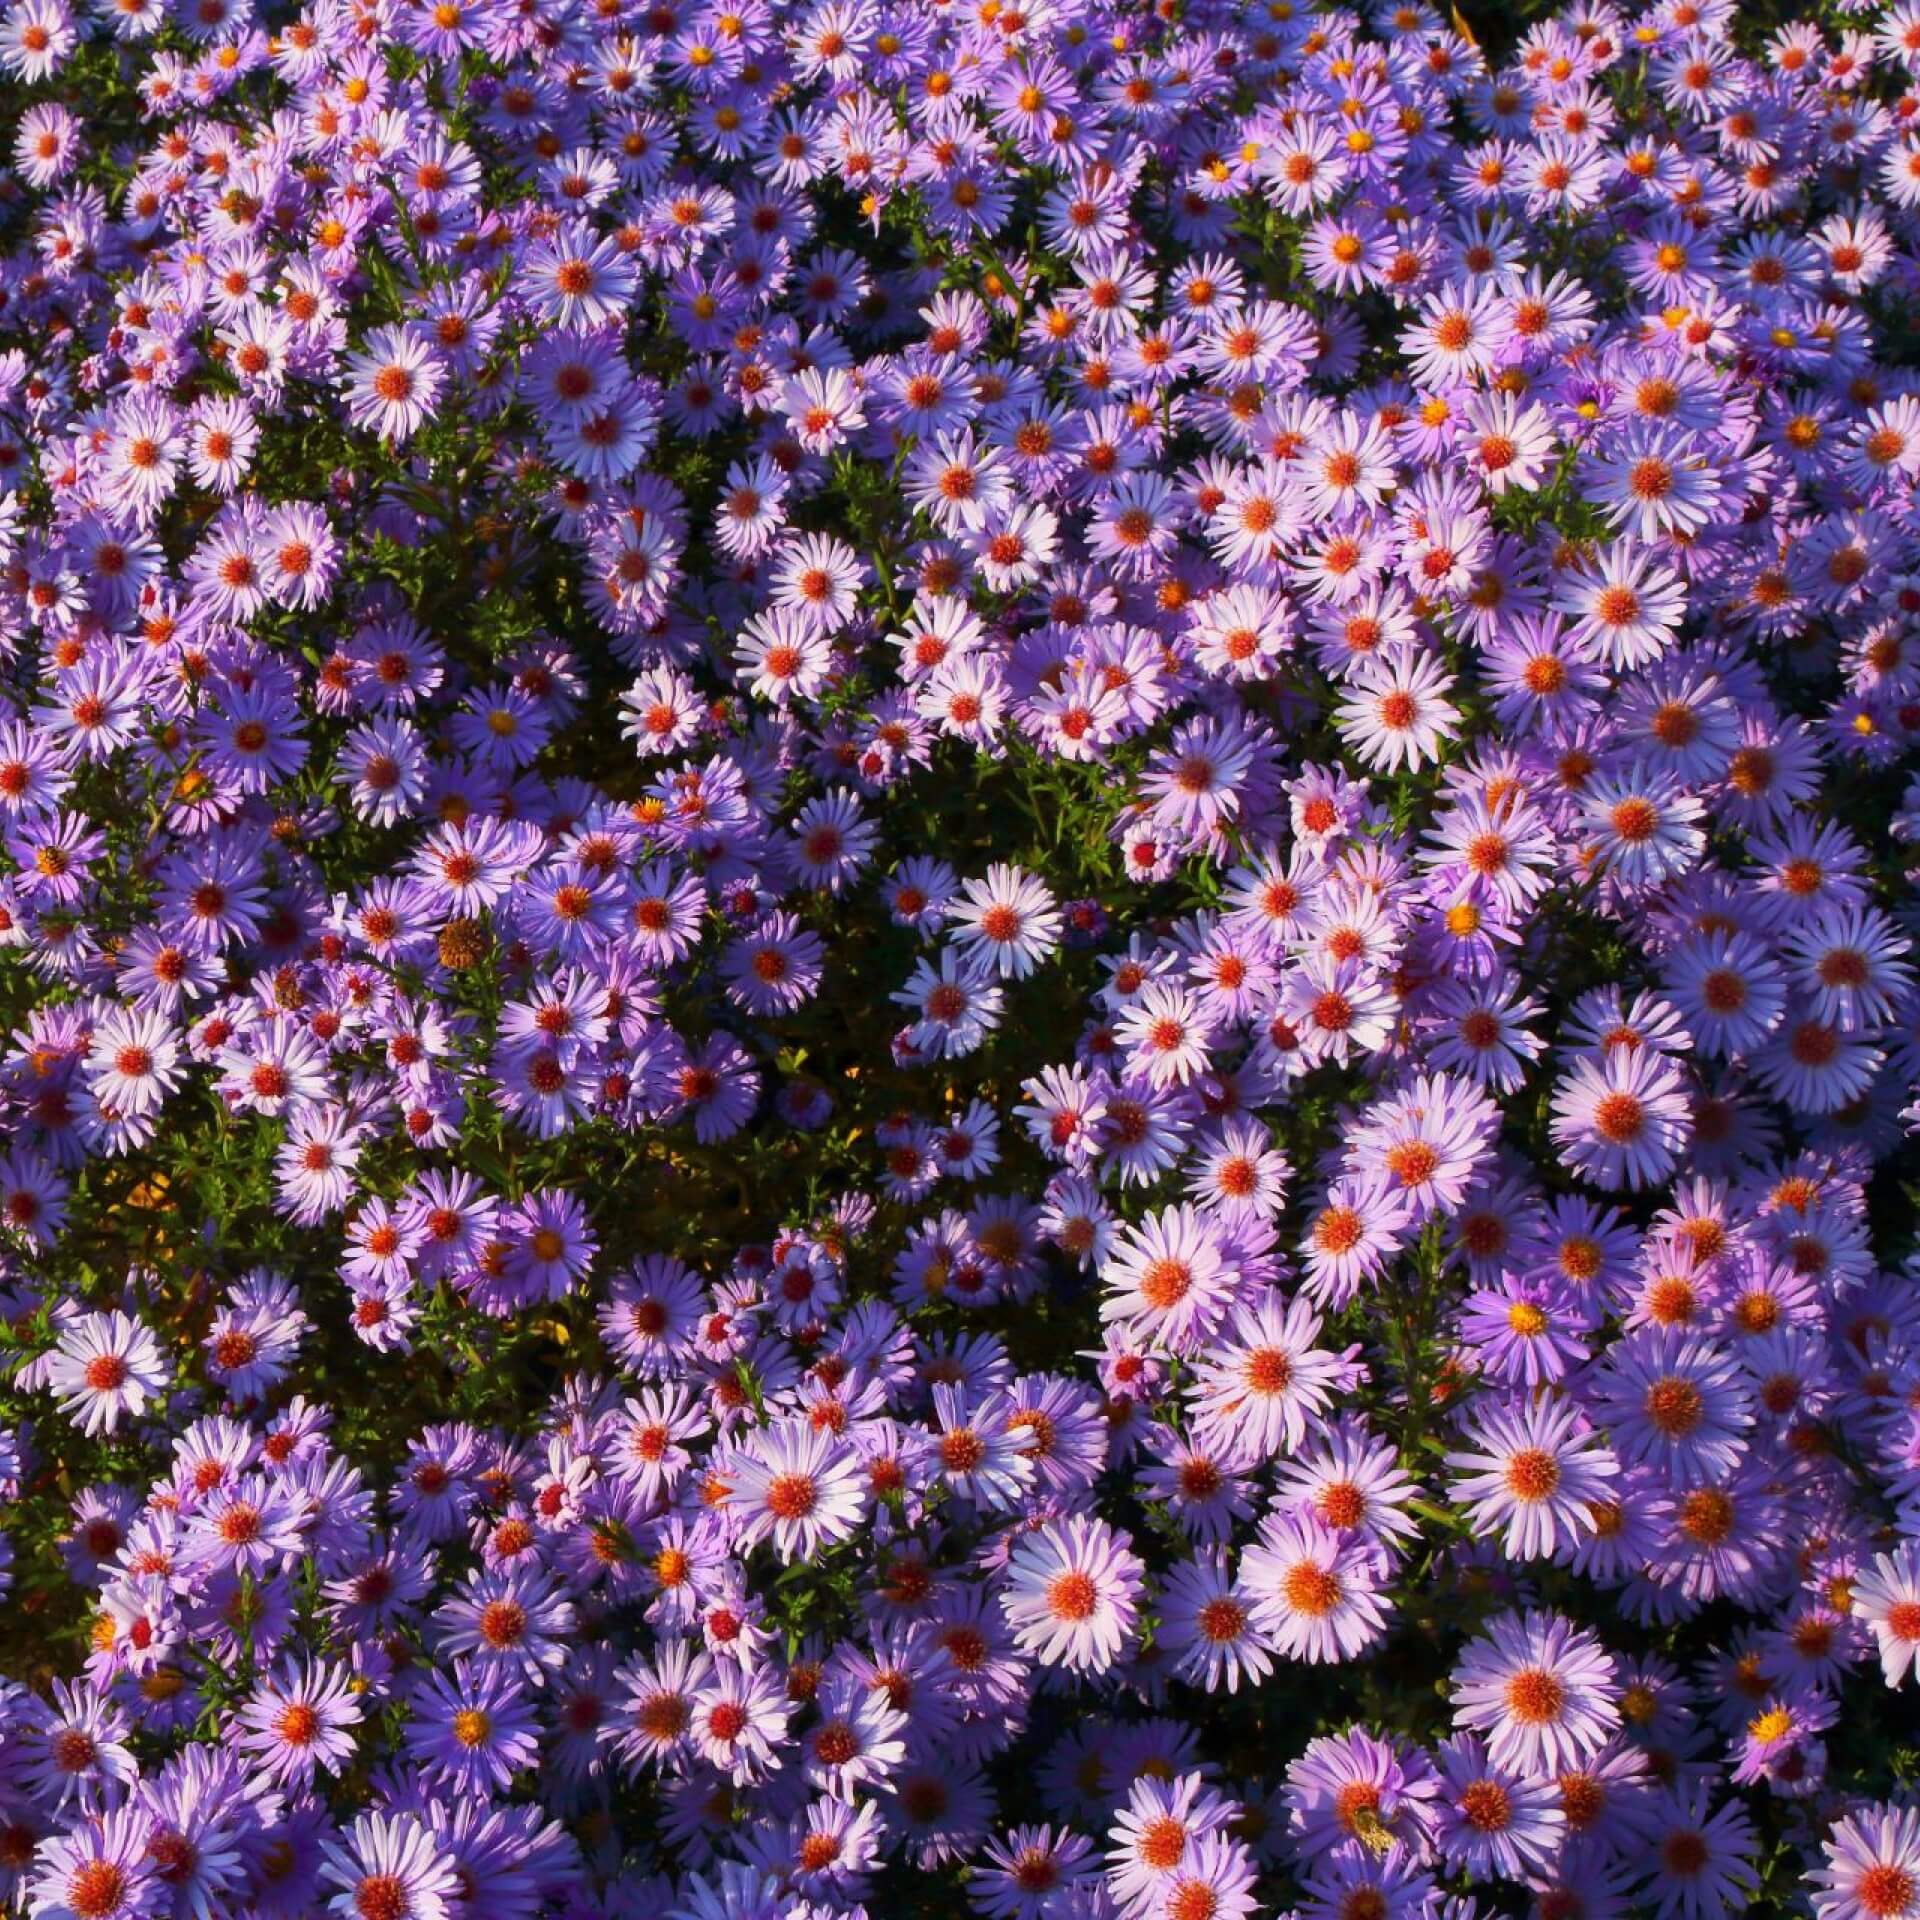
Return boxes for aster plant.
[3,0,1920,1917]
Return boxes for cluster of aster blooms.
[7,0,1920,1910]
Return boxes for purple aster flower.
[1240,1512,1389,1664]
[27,1805,159,1920]
[1445,1393,1620,1561]
[405,1658,541,1795]
[999,1514,1142,1675]
[235,1657,362,1788]
[319,1814,461,1920]
[1451,1609,1621,1776]
[44,1311,168,1436]
[1432,1732,1565,1880]
[725,1419,864,1561]
[1639,1787,1757,1920]
[433,1562,577,1683]
[1812,1804,1920,1920]
[1550,1047,1695,1191]
[1586,1328,1754,1487]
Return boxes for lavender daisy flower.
[1240,1513,1389,1664]
[1451,1609,1621,1775]
[26,1805,158,1920]
[1854,1547,1920,1687]
[1186,1290,1347,1458]
[1445,1394,1620,1560]
[1640,1787,1757,1920]
[1550,1048,1695,1191]
[946,865,1063,980]
[319,1814,461,1920]
[726,1420,865,1561]
[235,1657,362,1788]
[1098,1204,1236,1357]
[342,328,446,444]
[405,1659,541,1796]
[1586,1328,1755,1487]
[1283,1728,1441,1863]
[1432,1732,1565,1881]
[433,1563,577,1683]
[44,1312,168,1436]
[999,1515,1142,1675]
[1812,1804,1920,1920]
[1156,1549,1275,1696]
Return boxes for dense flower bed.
[4,0,1920,1914]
